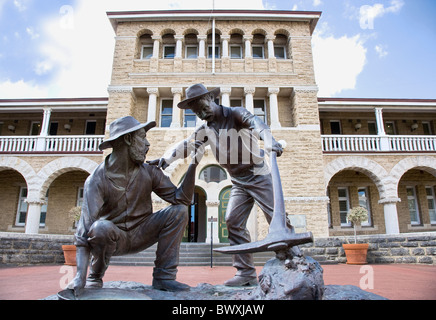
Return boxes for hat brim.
[177,87,220,110]
[99,121,156,151]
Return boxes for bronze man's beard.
[129,144,148,165]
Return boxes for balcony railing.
[322,135,436,153]
[0,135,104,153]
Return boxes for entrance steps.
[110,243,275,267]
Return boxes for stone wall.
[0,232,74,265]
[1,232,434,266]
[302,232,436,265]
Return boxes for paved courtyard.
[0,264,435,300]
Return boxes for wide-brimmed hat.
[99,116,156,151]
[177,84,220,110]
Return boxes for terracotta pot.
[342,243,369,265]
[62,245,77,266]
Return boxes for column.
[175,35,183,58]
[36,108,52,151]
[266,35,277,72]
[379,198,401,234]
[171,87,182,128]
[221,35,230,58]
[375,108,386,135]
[40,108,52,137]
[375,107,390,151]
[268,87,281,129]
[266,35,275,59]
[244,87,255,114]
[25,199,45,234]
[220,87,231,107]
[198,35,206,58]
[150,36,160,73]
[244,35,253,58]
[221,35,230,72]
[152,36,161,59]
[147,88,159,123]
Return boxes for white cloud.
[13,0,29,12]
[313,0,322,7]
[359,0,404,29]
[312,28,367,97]
[0,79,48,98]
[26,27,39,39]
[1,0,266,98]
[375,44,388,58]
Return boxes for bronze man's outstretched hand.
[147,158,170,170]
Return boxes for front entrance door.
[218,187,231,243]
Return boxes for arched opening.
[137,30,153,59]
[327,170,383,236]
[252,33,266,59]
[0,169,28,231]
[274,33,289,60]
[397,169,436,232]
[44,170,89,234]
[182,186,207,243]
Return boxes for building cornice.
[107,9,321,35]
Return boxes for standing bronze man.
[69,116,203,294]
[149,84,300,287]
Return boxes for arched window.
[199,165,227,183]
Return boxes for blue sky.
[0,0,435,99]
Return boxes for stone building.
[0,10,435,246]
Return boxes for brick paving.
[0,264,435,300]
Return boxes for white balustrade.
[322,135,381,152]
[0,136,38,152]
[389,136,436,152]
[322,135,436,153]
[0,136,104,153]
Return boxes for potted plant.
[62,206,81,266]
[342,206,369,265]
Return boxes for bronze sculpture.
[149,84,312,287]
[68,116,203,295]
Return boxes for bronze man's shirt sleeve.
[150,165,192,206]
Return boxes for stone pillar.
[198,35,206,58]
[266,35,277,72]
[244,35,253,72]
[220,87,231,107]
[174,35,183,72]
[244,35,253,58]
[25,199,45,234]
[268,87,281,129]
[379,198,401,234]
[197,35,207,72]
[152,36,160,59]
[171,87,182,128]
[266,36,275,59]
[290,87,320,127]
[175,35,183,58]
[147,88,159,123]
[221,35,229,58]
[150,36,160,73]
[244,87,255,114]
